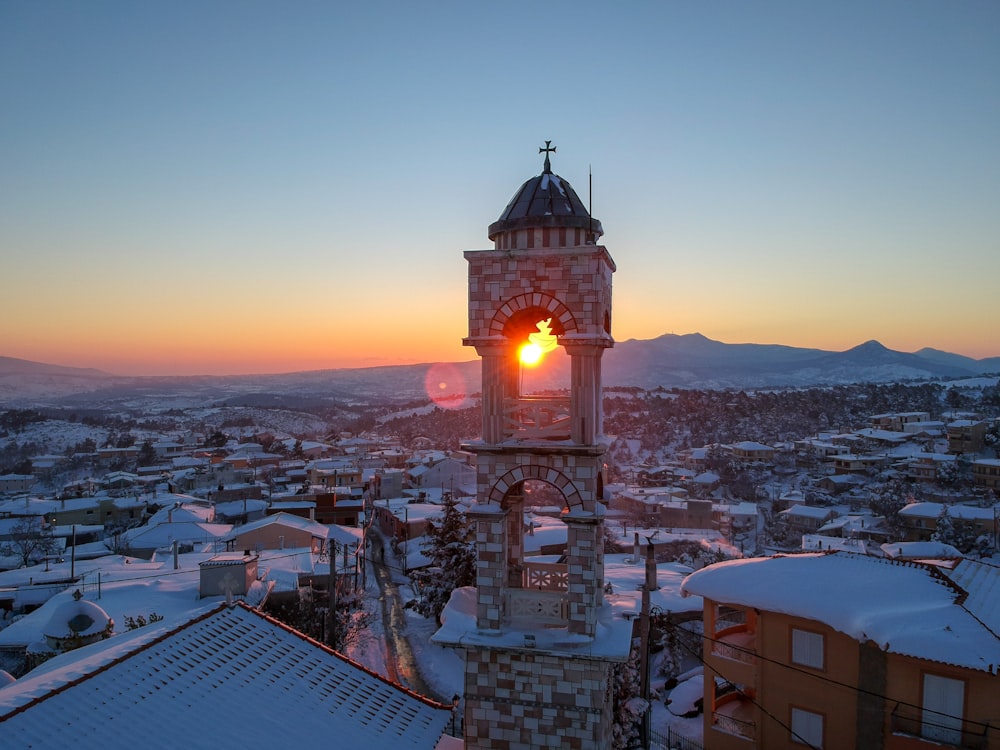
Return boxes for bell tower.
[435,144,632,749]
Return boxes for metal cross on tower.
[539,140,556,173]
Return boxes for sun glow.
[519,342,543,366]
[518,318,558,367]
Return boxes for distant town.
[0,376,998,748]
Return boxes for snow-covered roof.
[0,603,454,747]
[120,521,233,549]
[681,552,1000,673]
[899,502,997,521]
[779,505,834,520]
[226,511,328,539]
[880,541,962,559]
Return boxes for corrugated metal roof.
[0,602,453,747]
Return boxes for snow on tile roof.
[0,603,454,748]
[681,552,1000,673]
[944,558,1000,638]
[226,510,328,538]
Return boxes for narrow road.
[368,534,441,701]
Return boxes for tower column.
[566,343,607,444]
[475,342,516,444]
[469,502,508,632]
[563,511,604,637]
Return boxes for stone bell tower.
[435,144,632,749]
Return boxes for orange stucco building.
[682,552,999,750]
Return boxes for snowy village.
[1,144,999,750]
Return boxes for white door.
[922,674,964,745]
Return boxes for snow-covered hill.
[2,335,998,407]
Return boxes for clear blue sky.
[2,1,998,375]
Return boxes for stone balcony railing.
[506,589,568,627]
[522,561,568,591]
[502,396,571,440]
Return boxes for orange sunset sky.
[2,2,998,376]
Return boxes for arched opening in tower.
[502,308,571,439]
[503,481,569,620]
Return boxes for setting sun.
[519,342,543,366]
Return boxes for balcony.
[502,396,571,440]
[710,624,757,685]
[712,627,757,665]
[712,692,756,743]
[890,704,989,750]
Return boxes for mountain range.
[1,334,998,408]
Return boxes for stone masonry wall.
[462,647,614,750]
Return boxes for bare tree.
[1,517,57,568]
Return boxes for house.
[0,475,32,495]
[902,453,956,483]
[0,494,145,531]
[225,512,328,554]
[0,602,457,748]
[777,504,837,534]
[729,441,775,464]
[831,453,886,475]
[117,520,233,560]
[681,552,1000,750]
[870,411,931,432]
[897,501,998,543]
[405,454,476,494]
[971,458,1000,490]
[659,498,714,530]
[947,420,988,455]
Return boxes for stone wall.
[462,647,614,750]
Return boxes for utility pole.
[639,541,657,748]
[328,541,337,651]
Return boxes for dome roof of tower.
[488,151,603,241]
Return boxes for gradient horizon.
[2,2,998,377]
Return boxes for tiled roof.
[0,603,453,748]
[945,558,1000,638]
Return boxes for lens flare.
[424,363,468,409]
[519,318,557,367]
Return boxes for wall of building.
[755,611,861,750]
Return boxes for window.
[922,674,964,745]
[791,707,823,748]
[791,628,824,669]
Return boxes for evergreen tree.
[868,479,914,540]
[610,644,645,750]
[137,439,157,467]
[408,493,476,624]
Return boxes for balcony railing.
[712,638,757,665]
[506,589,567,627]
[522,561,568,591]
[712,710,756,741]
[711,693,756,742]
[502,396,571,440]
[890,703,989,750]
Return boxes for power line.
[669,626,821,749]
[663,619,996,736]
